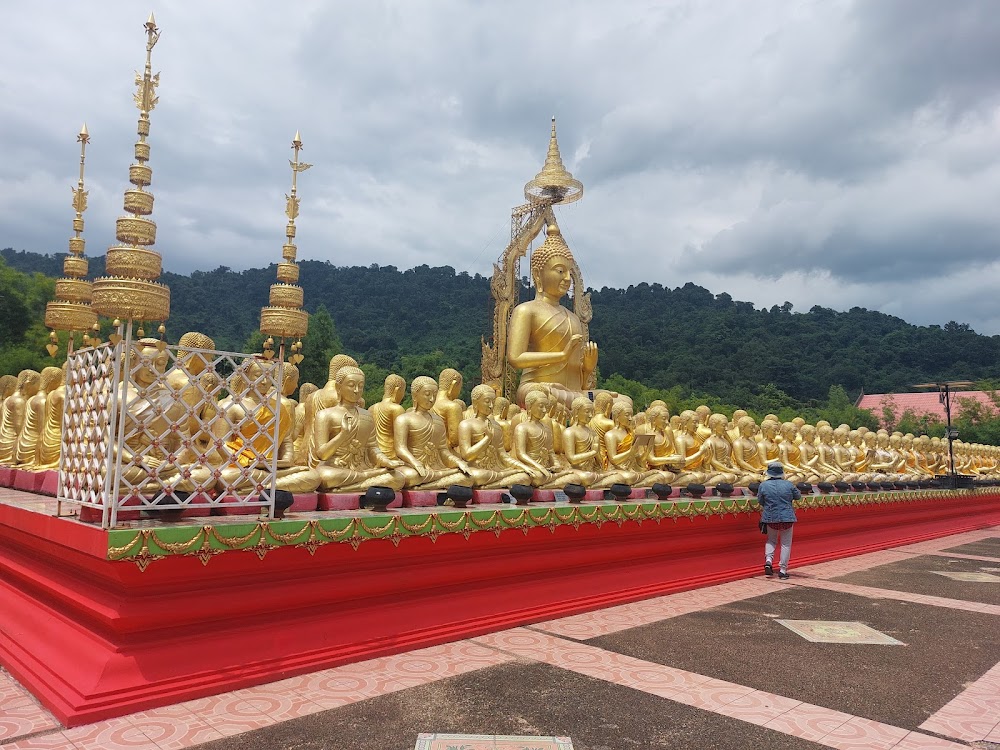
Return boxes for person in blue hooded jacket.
[758,462,800,579]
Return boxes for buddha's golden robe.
[516,301,586,392]
[35,387,65,470]
[13,393,45,467]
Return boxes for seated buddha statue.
[688,413,738,487]
[457,384,532,489]
[731,416,768,485]
[560,396,605,488]
[369,373,406,461]
[117,340,214,497]
[728,409,749,443]
[775,422,808,483]
[814,425,845,482]
[432,368,466,448]
[507,220,628,412]
[491,395,514,451]
[34,363,68,471]
[165,331,218,468]
[757,420,781,466]
[214,359,320,496]
[394,376,474,490]
[0,375,16,411]
[589,391,615,468]
[14,366,62,468]
[651,410,706,486]
[310,365,405,493]
[512,390,583,489]
[794,424,825,484]
[0,370,40,466]
[832,426,859,481]
[642,404,678,484]
[693,405,712,446]
[292,382,318,465]
[869,431,899,481]
[304,354,360,467]
[601,401,665,488]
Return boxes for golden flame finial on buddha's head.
[44,122,99,352]
[523,116,583,206]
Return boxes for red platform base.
[402,490,439,507]
[39,470,59,497]
[317,492,361,511]
[13,470,45,493]
[1,491,999,727]
[472,489,506,504]
[0,467,17,487]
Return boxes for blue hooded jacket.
[757,477,800,523]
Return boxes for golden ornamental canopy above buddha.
[523,117,583,206]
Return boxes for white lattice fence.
[59,323,283,527]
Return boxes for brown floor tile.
[939,536,1000,560]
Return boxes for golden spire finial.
[45,125,99,351]
[524,116,583,206]
[260,132,311,358]
[91,14,170,325]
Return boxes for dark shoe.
[778,571,790,580]
[764,563,773,577]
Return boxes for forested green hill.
[3,247,998,433]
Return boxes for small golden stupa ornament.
[92,13,170,324]
[523,116,583,206]
[44,123,99,355]
[259,131,310,363]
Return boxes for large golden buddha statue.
[507,221,598,410]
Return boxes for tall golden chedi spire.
[92,13,170,326]
[44,124,100,355]
[259,132,311,364]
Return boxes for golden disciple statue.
[393,376,474,490]
[304,354,359,466]
[215,359,320,495]
[0,370,40,466]
[310,366,405,493]
[731,416,767,485]
[513,390,583,489]
[293,382,318,465]
[369,373,406,460]
[118,340,214,495]
[507,221,598,410]
[15,367,62,468]
[457,384,532,488]
[602,401,663,487]
[432,368,465,447]
[0,375,16,410]
[561,396,605,487]
[34,363,68,471]
[166,332,217,467]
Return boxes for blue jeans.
[765,524,794,573]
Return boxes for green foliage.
[9,247,1000,438]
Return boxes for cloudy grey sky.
[2,1,999,333]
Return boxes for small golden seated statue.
[512,390,583,489]
[310,366,405,493]
[393,376,474,490]
[457,384,532,489]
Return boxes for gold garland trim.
[107,489,974,569]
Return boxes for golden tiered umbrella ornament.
[44,124,99,355]
[259,132,311,365]
[91,13,170,341]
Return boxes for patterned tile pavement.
[1,525,997,749]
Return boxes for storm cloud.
[1,1,998,332]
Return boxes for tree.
[299,305,343,388]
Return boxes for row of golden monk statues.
[1,343,994,500]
